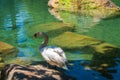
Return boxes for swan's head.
[34,32,48,38]
[34,32,43,38]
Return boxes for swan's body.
[34,32,68,69]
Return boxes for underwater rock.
[27,22,74,37]
[0,58,5,70]
[5,57,31,66]
[51,31,101,49]
[0,41,18,60]
[51,31,119,54]
[94,43,117,54]
[0,63,5,70]
[0,64,75,80]
[50,32,120,77]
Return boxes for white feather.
[41,46,67,69]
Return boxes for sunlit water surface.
[0,0,120,80]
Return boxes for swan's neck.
[39,33,48,50]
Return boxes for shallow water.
[0,0,120,80]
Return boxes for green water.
[80,16,120,47]
[0,0,120,80]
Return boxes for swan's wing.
[41,47,67,67]
[53,47,67,62]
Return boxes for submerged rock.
[50,31,120,72]
[50,31,119,54]
[0,63,5,70]
[0,58,5,70]
[5,57,31,66]
[27,22,74,37]
[0,42,18,60]
[51,31,101,49]
[0,64,75,80]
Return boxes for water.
[0,0,120,80]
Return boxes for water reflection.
[48,8,101,33]
[48,8,120,47]
[0,0,58,57]
[0,0,120,80]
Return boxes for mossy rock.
[49,0,120,18]
[0,57,4,70]
[58,0,120,11]
[5,57,31,66]
[27,22,75,37]
[94,43,117,54]
[50,32,119,54]
[0,57,3,62]
[0,62,5,70]
[50,31,101,49]
[50,31,120,68]
[0,41,18,60]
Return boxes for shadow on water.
[64,46,120,80]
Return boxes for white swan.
[34,32,68,69]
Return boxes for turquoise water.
[0,0,120,80]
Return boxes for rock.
[48,0,119,10]
[0,63,5,69]
[0,64,75,80]
[0,42,18,60]
[48,0,59,8]
[27,22,74,37]
[5,57,31,66]
[0,58,3,62]
[50,31,119,54]
[94,43,117,54]
[50,31,101,49]
[48,0,120,18]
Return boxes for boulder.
[48,0,120,10]
[0,64,75,80]
[48,0,120,18]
